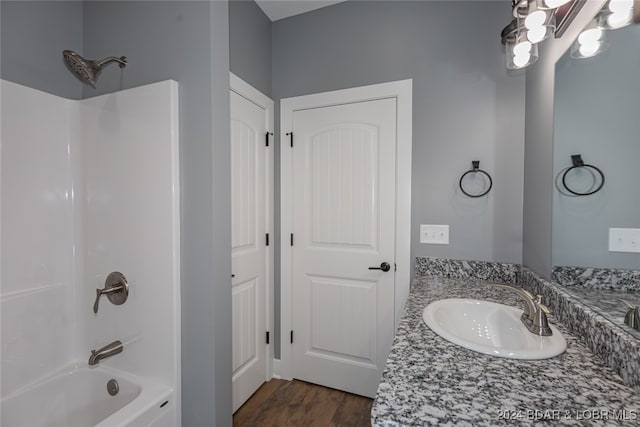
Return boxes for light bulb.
[579,42,601,57]
[513,52,531,68]
[577,28,603,45]
[542,0,571,7]
[513,40,532,56]
[527,26,547,43]
[608,0,633,14]
[525,10,548,29]
[607,9,632,28]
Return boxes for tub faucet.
[489,284,553,336]
[624,302,639,331]
[89,340,123,366]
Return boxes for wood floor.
[233,379,374,427]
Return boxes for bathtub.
[1,364,174,427]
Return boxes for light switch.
[420,224,449,245]
[609,228,640,253]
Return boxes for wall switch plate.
[420,224,449,245]
[609,228,640,253]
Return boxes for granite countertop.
[559,286,640,340]
[371,276,640,426]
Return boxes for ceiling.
[255,0,347,21]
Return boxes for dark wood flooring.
[233,379,373,427]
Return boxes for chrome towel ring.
[561,154,605,196]
[459,160,493,198]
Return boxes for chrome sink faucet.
[89,340,123,366]
[490,284,553,336]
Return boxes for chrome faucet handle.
[535,295,551,314]
[93,272,129,314]
[623,301,640,331]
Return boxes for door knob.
[369,262,391,272]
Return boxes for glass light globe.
[608,0,633,14]
[542,0,571,8]
[607,9,632,28]
[513,52,531,68]
[525,10,548,29]
[577,28,603,45]
[527,26,547,43]
[513,40,532,56]
[579,41,601,57]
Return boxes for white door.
[291,98,397,397]
[230,89,268,412]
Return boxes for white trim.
[278,79,413,380]
[229,72,275,381]
[168,81,182,427]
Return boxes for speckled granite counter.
[371,276,640,426]
[556,286,640,340]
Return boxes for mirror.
[552,6,640,338]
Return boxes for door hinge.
[266,233,269,246]
[394,263,397,272]
[266,331,270,344]
[290,233,294,246]
[286,132,293,147]
[290,330,294,344]
[265,131,273,147]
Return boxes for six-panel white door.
[231,90,268,412]
[291,98,397,397]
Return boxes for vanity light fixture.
[524,1,550,29]
[609,0,634,14]
[606,9,633,28]
[527,15,556,43]
[539,0,572,8]
[571,19,609,58]
[501,0,565,70]
[604,0,634,28]
[506,31,540,69]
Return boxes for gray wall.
[0,1,83,99]
[81,2,231,425]
[229,0,272,97]
[2,2,233,424]
[272,0,526,357]
[522,0,606,277]
[552,24,640,269]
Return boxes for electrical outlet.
[609,228,640,253]
[420,224,449,245]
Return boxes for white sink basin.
[423,298,567,360]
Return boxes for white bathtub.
[1,364,174,427]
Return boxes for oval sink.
[423,298,567,360]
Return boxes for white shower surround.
[0,79,181,426]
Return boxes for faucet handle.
[623,301,640,331]
[93,272,129,314]
[535,295,551,314]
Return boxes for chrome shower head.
[63,50,127,87]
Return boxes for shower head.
[63,50,127,87]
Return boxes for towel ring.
[561,155,605,196]
[459,161,493,198]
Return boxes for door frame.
[278,79,413,380]
[230,72,275,382]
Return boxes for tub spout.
[89,340,123,366]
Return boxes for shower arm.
[93,56,128,69]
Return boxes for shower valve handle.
[93,272,129,314]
